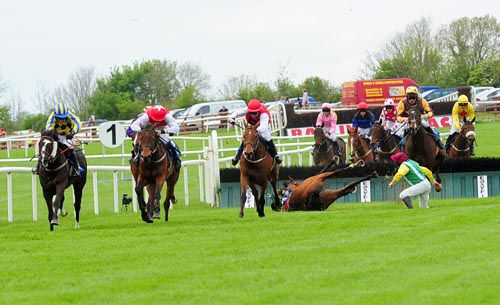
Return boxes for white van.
[180,100,246,119]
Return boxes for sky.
[0,0,498,113]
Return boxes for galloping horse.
[447,120,475,159]
[312,127,346,165]
[36,130,87,231]
[130,123,179,223]
[405,106,446,180]
[370,123,400,162]
[282,161,378,211]
[347,127,374,163]
[238,123,280,218]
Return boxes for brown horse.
[312,127,346,165]
[36,130,87,231]
[370,123,400,162]
[130,123,180,223]
[447,121,475,159]
[282,161,377,211]
[405,106,446,180]
[347,127,374,163]
[238,123,280,218]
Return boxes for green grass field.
[0,112,499,305]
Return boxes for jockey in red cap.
[129,105,182,170]
[228,99,282,166]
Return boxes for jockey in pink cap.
[388,152,441,209]
[228,99,282,166]
[315,103,341,155]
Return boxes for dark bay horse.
[282,161,378,211]
[238,123,280,218]
[36,130,87,231]
[370,123,400,162]
[130,123,179,223]
[347,127,374,163]
[313,127,346,165]
[447,121,475,159]
[405,106,446,180]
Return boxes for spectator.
[219,105,229,128]
[301,88,309,108]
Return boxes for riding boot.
[170,146,182,171]
[232,142,244,166]
[266,139,282,164]
[133,144,141,166]
[32,158,41,175]
[402,196,413,209]
[71,150,84,176]
[331,140,341,156]
[370,143,379,161]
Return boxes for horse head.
[138,123,158,161]
[242,123,260,159]
[314,127,326,146]
[37,131,59,168]
[408,106,422,131]
[461,121,476,142]
[370,123,385,146]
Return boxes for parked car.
[170,108,186,119]
[178,100,247,129]
[474,86,494,96]
[422,88,457,101]
[476,88,500,102]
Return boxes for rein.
[243,139,269,164]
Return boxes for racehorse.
[238,123,280,218]
[370,123,400,162]
[405,106,446,180]
[447,120,475,159]
[347,127,374,163]
[312,127,346,165]
[36,130,87,231]
[282,160,378,211]
[130,123,179,223]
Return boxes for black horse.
[36,130,87,231]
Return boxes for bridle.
[139,129,166,164]
[242,128,268,163]
[37,136,68,172]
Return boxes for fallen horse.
[281,160,378,211]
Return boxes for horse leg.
[239,176,250,218]
[320,172,378,210]
[146,184,156,219]
[135,177,153,223]
[50,184,66,229]
[73,184,83,229]
[254,184,266,217]
[43,191,55,231]
[269,169,281,212]
[153,176,165,220]
[164,174,178,222]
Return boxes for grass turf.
[1,197,499,305]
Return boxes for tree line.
[0,15,498,132]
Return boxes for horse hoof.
[153,212,161,219]
[59,209,68,217]
[239,213,244,218]
[50,219,59,225]
[146,218,154,223]
[50,224,54,231]
[75,222,80,229]
[372,171,379,178]
[171,196,177,204]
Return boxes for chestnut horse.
[238,123,280,218]
[370,123,400,162]
[313,127,346,165]
[405,106,446,181]
[282,161,378,211]
[447,120,475,159]
[36,130,87,231]
[130,123,179,223]
[347,127,374,163]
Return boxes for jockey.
[388,152,441,209]
[228,99,282,166]
[315,103,341,156]
[33,103,84,176]
[379,98,397,131]
[129,105,182,171]
[352,102,376,138]
[445,94,476,155]
[396,86,444,149]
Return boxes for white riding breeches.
[57,134,73,147]
[399,180,432,208]
[358,127,371,138]
[323,127,337,141]
[258,129,271,142]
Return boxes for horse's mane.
[41,130,58,140]
[142,123,155,131]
